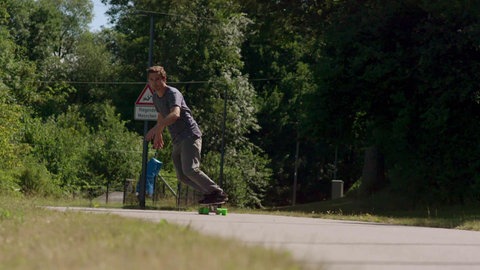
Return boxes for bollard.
[135,158,163,197]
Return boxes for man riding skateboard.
[145,66,228,204]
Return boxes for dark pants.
[172,136,222,195]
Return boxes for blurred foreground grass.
[3,191,476,270]
[0,196,302,270]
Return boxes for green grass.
[50,192,480,231]
[5,192,478,270]
[267,196,480,231]
[84,192,480,231]
[0,195,301,270]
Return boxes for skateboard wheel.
[217,208,228,216]
[198,207,210,215]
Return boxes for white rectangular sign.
[134,105,158,121]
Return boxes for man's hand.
[146,125,164,149]
[146,126,157,142]
[146,106,178,149]
[153,131,164,149]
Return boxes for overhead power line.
[35,78,279,85]
[131,9,224,22]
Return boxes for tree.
[240,0,339,204]
[23,107,92,192]
[0,4,33,194]
[1,0,143,198]
[68,31,119,116]
[87,103,142,191]
[23,104,142,195]
[309,0,480,204]
[5,0,93,116]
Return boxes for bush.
[22,103,144,198]
[23,108,91,193]
[18,159,62,198]
[0,89,28,170]
[203,146,272,208]
[86,103,142,192]
[0,170,21,196]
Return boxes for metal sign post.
[136,13,155,209]
[135,84,157,208]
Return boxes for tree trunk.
[360,146,385,196]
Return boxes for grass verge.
[48,192,480,231]
[0,195,301,270]
[56,193,480,231]
[268,196,480,231]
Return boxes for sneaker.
[198,190,228,204]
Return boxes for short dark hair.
[147,66,167,79]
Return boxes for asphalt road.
[48,207,480,270]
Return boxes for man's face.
[148,73,164,91]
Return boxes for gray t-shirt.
[152,86,202,143]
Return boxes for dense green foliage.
[308,1,480,205]
[1,0,479,207]
[241,0,480,206]
[1,0,140,199]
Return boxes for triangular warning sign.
[135,84,155,106]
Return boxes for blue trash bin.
[137,158,163,196]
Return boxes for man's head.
[147,66,167,93]
[147,66,167,79]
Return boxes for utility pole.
[219,86,227,187]
[138,12,155,209]
[292,139,299,206]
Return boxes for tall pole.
[292,139,299,206]
[334,145,338,180]
[139,14,155,209]
[219,86,227,187]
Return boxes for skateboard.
[198,203,228,216]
